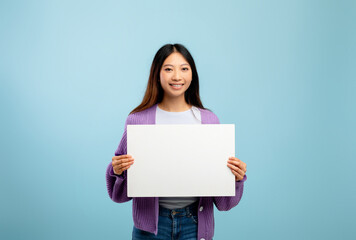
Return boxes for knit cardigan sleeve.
[210,113,247,211]
[105,115,133,203]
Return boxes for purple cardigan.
[106,103,246,240]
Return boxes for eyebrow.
[162,63,190,67]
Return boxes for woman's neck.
[158,98,192,112]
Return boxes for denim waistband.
[159,202,199,217]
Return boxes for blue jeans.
[132,202,198,240]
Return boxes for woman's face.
[159,52,192,99]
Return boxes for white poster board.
[127,124,235,197]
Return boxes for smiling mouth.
[169,84,184,89]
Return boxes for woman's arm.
[106,163,132,203]
[105,116,133,203]
[213,174,246,211]
[210,112,247,210]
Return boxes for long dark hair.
[129,43,210,115]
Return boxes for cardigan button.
[200,238,205,240]
[199,206,204,212]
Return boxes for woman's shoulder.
[125,104,157,124]
[196,106,220,124]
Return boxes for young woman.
[106,43,247,240]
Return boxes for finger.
[112,154,132,161]
[227,159,240,167]
[228,159,246,173]
[114,159,134,171]
[231,169,244,179]
[238,162,247,173]
[112,158,134,166]
[122,165,131,171]
[119,161,134,169]
[227,163,245,176]
[231,169,244,180]
[228,156,240,162]
[115,164,131,174]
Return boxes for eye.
[164,68,172,72]
[182,67,189,71]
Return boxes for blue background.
[1,0,355,239]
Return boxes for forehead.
[163,52,189,65]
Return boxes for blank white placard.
[127,124,235,197]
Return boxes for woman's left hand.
[227,157,247,181]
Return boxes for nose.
[172,70,182,81]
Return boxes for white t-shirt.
[156,104,201,209]
[155,104,201,124]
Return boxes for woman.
[106,43,247,240]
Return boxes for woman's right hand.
[112,154,134,175]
